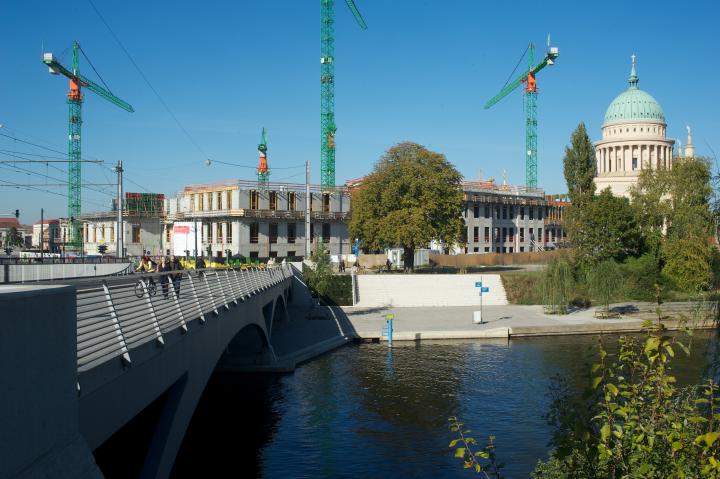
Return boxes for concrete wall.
[1,262,133,283]
[0,285,101,479]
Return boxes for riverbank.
[341,302,716,341]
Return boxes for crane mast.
[43,41,134,250]
[257,127,269,189]
[320,0,367,189]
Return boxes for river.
[172,331,719,478]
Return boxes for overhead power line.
[87,0,209,158]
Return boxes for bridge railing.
[75,264,293,372]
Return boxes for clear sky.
[1,0,718,223]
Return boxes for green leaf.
[606,383,619,396]
[591,363,602,373]
[475,451,490,458]
[704,432,719,447]
[664,344,675,357]
[448,439,459,448]
[475,464,482,473]
[644,336,660,356]
[454,448,466,458]
[592,376,603,389]
[601,424,611,442]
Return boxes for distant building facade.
[165,180,351,259]
[33,219,61,253]
[462,181,567,253]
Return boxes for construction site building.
[76,192,165,257]
[462,181,567,253]
[164,180,351,259]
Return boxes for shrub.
[586,259,622,313]
[542,259,573,314]
[621,253,661,301]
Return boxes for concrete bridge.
[2,264,294,479]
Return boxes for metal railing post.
[140,277,165,346]
[102,280,131,365]
[186,271,206,324]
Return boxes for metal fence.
[75,264,292,372]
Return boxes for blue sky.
[1,0,718,223]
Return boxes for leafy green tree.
[4,226,23,248]
[571,188,641,269]
[662,237,713,292]
[303,243,333,299]
[563,122,596,206]
[349,142,464,270]
[587,259,622,314]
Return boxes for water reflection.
[176,331,718,478]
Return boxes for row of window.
[84,224,116,243]
[179,222,332,245]
[189,190,334,213]
[470,226,566,244]
[470,204,545,221]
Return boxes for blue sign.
[481,287,490,293]
[475,282,482,288]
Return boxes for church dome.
[603,56,665,126]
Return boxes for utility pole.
[40,208,44,262]
[305,160,311,258]
[115,160,124,259]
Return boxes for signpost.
[384,313,394,346]
[474,278,490,324]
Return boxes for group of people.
[136,255,186,299]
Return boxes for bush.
[586,259,622,313]
[663,237,713,293]
[542,259,573,314]
[621,253,661,301]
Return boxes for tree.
[587,259,622,314]
[349,142,464,270]
[542,259,573,314]
[563,123,596,207]
[662,237,712,292]
[570,188,641,269]
[4,226,23,248]
[303,243,333,299]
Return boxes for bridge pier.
[0,285,102,479]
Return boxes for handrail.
[75,263,292,373]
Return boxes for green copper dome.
[603,56,665,126]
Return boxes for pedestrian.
[386,258,391,272]
[339,258,345,272]
[171,255,183,299]
[158,256,171,299]
[195,255,205,271]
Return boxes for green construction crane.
[484,41,559,189]
[321,0,367,189]
[42,41,134,249]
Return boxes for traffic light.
[14,209,19,219]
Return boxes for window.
[632,158,638,170]
[269,223,278,244]
[520,206,525,219]
[287,251,296,258]
[110,225,115,242]
[494,227,500,242]
[226,190,232,210]
[496,247,500,253]
[250,190,259,210]
[538,208,543,220]
[473,226,479,243]
[322,223,330,243]
[529,207,534,220]
[322,193,331,213]
[520,246,524,252]
[250,223,259,244]
[473,203,480,218]
[288,192,296,211]
[502,247,507,253]
[520,227,525,242]
[208,192,213,211]
[484,205,490,218]
[509,206,514,219]
[198,193,204,211]
[269,191,278,211]
[484,227,490,243]
[509,247,513,253]
[495,206,500,219]
[218,223,224,243]
[92,226,97,243]
[217,191,223,210]
[473,247,479,252]
[226,222,232,243]
[538,228,542,242]
[132,224,141,243]
[250,251,259,259]
[209,223,214,243]
[269,251,278,258]
[484,247,489,252]
[166,225,171,242]
[502,227,507,242]
[288,223,296,243]
[502,205,507,219]
[529,227,534,240]
[190,194,195,211]
[100,225,105,241]
[509,227,514,242]
[310,223,315,242]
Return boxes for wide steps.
[355,274,507,307]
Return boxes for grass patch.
[501,271,544,304]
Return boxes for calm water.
[173,332,720,478]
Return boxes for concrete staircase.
[354,274,508,307]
